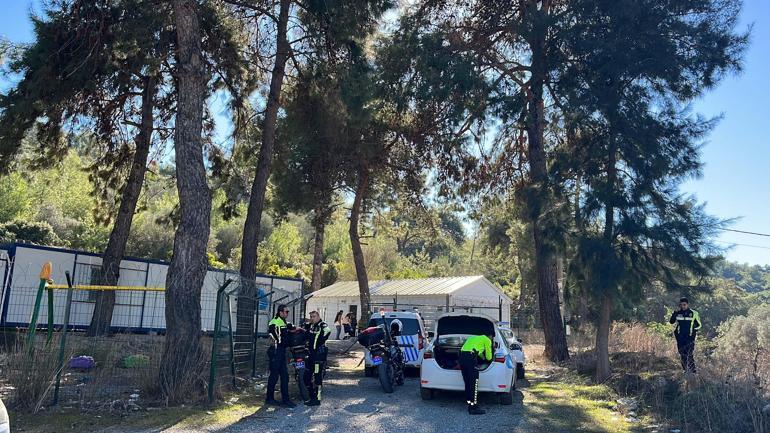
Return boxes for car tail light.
[421,380,429,384]
[418,333,424,350]
[497,384,507,389]
[494,355,506,363]
[423,350,433,359]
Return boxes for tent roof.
[310,276,512,302]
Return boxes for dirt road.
[116,341,640,433]
[216,340,526,433]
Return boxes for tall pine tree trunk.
[595,134,618,382]
[595,294,612,382]
[524,9,569,361]
[238,0,290,330]
[160,0,211,402]
[88,75,156,337]
[239,0,290,278]
[349,166,371,324]
[310,208,326,293]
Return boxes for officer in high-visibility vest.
[303,311,331,406]
[266,304,296,408]
[669,297,702,373]
[458,334,494,415]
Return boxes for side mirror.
[427,331,435,339]
[517,338,523,343]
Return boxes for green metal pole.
[26,262,53,353]
[208,279,232,404]
[53,272,74,406]
[46,287,54,345]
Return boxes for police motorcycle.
[357,311,405,393]
[286,328,311,401]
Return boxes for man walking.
[669,297,702,373]
[266,304,297,408]
[303,311,331,406]
[458,334,493,415]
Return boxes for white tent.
[305,276,513,329]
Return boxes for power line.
[719,228,770,238]
[716,240,770,251]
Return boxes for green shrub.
[0,220,63,245]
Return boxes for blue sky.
[2,1,769,265]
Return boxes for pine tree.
[555,0,748,381]
[0,0,249,336]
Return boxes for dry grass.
[517,323,769,432]
[603,322,768,433]
[1,332,224,413]
[4,340,63,412]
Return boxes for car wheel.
[500,387,514,405]
[500,375,515,405]
[420,386,434,400]
[516,363,525,380]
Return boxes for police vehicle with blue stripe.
[364,310,428,376]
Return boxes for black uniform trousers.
[676,336,696,373]
[459,351,480,406]
[267,345,290,401]
[303,350,326,401]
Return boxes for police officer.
[458,334,493,415]
[669,297,702,373]
[303,311,331,406]
[266,304,297,408]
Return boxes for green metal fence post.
[209,279,232,404]
[251,289,273,377]
[46,287,54,345]
[52,271,74,405]
[26,262,53,354]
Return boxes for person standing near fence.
[303,311,331,406]
[333,310,344,340]
[266,304,297,408]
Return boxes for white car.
[0,397,8,433]
[364,310,428,375]
[500,326,526,379]
[420,312,517,405]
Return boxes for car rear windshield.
[437,316,494,337]
[368,318,421,335]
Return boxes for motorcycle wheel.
[378,362,394,393]
[296,368,310,402]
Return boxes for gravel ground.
[218,340,527,433]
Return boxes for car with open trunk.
[419,312,517,405]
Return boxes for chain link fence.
[0,253,305,410]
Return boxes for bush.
[715,304,770,391]
[0,220,63,245]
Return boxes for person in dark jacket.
[266,304,297,408]
[348,313,358,337]
[303,311,331,406]
[669,297,702,373]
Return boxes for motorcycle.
[287,329,310,402]
[358,313,405,393]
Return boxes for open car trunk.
[434,315,495,370]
